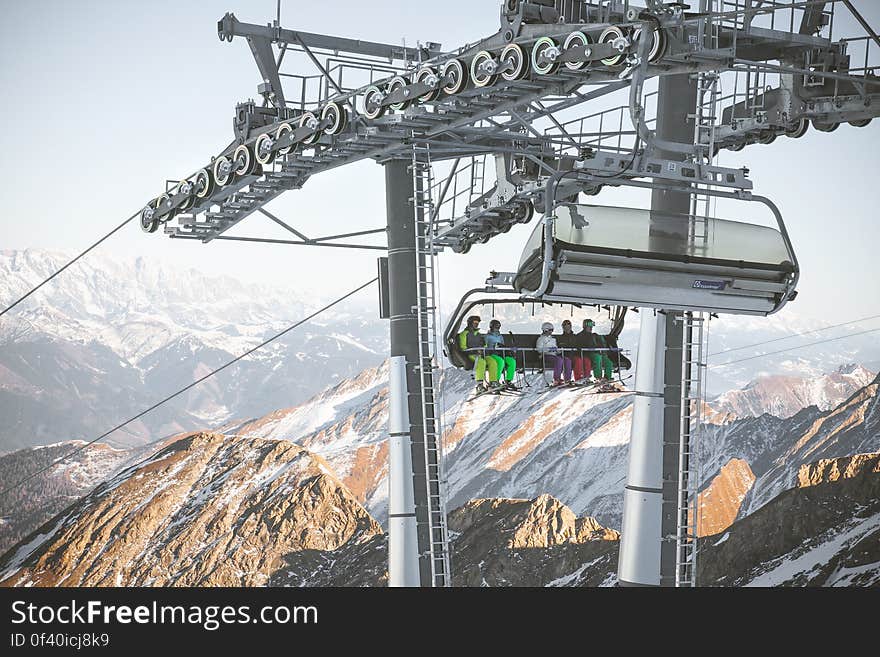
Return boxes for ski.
[592,387,633,395]
[466,385,522,402]
[566,374,633,392]
[590,375,634,394]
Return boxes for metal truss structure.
[141,1,879,588]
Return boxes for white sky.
[1,0,878,324]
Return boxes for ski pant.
[572,355,588,380]
[487,353,517,382]
[469,355,487,382]
[589,353,614,379]
[543,354,572,382]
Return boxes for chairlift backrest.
[442,294,632,372]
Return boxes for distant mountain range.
[3,250,879,456]
[0,249,387,451]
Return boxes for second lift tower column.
[618,73,697,587]
[385,158,432,586]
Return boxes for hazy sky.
[1,0,878,325]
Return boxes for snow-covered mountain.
[0,432,381,587]
[698,452,880,587]
[0,440,153,554]
[702,312,880,396]
[1,361,876,586]
[227,361,879,532]
[228,363,636,527]
[1,434,875,587]
[4,248,879,453]
[0,249,387,451]
[712,363,875,418]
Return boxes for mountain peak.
[713,365,876,419]
[448,495,618,550]
[0,432,382,587]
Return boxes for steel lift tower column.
[386,158,430,587]
[619,73,697,587]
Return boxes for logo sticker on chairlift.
[692,279,726,290]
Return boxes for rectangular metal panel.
[377,256,390,319]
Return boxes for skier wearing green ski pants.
[485,319,517,388]
[579,318,614,381]
[459,315,488,393]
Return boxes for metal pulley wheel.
[413,66,441,102]
[193,168,214,199]
[531,37,560,75]
[631,26,665,63]
[499,43,528,81]
[321,101,348,136]
[441,59,467,95]
[155,193,175,225]
[299,111,321,145]
[386,76,412,111]
[176,180,195,210]
[274,123,295,155]
[233,144,257,176]
[213,155,233,187]
[812,119,839,132]
[140,199,159,233]
[562,31,591,71]
[470,50,499,88]
[512,199,534,223]
[362,86,385,120]
[599,26,627,67]
[254,132,276,165]
[784,118,809,139]
[497,217,513,233]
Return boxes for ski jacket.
[485,330,505,350]
[459,328,485,351]
[556,331,578,350]
[577,330,602,350]
[536,334,559,354]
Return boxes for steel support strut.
[619,73,697,587]
[385,159,432,586]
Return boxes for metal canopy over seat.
[514,200,799,316]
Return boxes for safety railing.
[544,89,658,159]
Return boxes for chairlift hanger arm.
[244,32,286,109]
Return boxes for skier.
[579,318,614,383]
[485,319,518,389]
[556,319,588,383]
[458,315,488,393]
[536,321,572,386]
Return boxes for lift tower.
[140,1,880,586]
